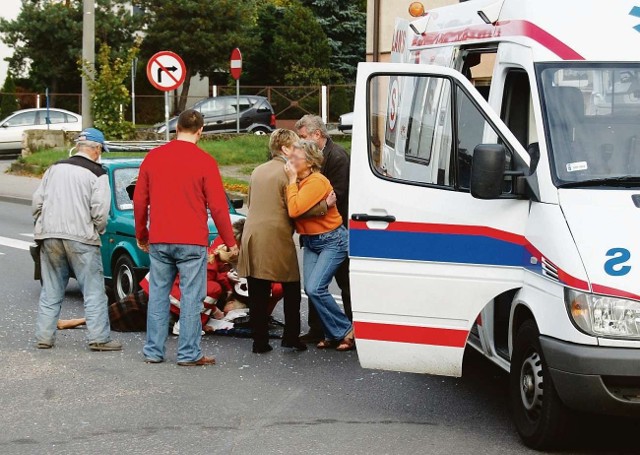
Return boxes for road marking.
[20,233,34,238]
[0,236,32,251]
[301,290,343,305]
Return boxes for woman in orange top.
[284,140,354,351]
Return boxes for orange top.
[286,173,343,235]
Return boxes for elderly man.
[295,115,352,343]
[33,127,121,351]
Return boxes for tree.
[80,42,140,139]
[135,0,255,112]
[301,0,366,83]
[0,1,142,108]
[0,74,19,118]
[243,1,334,85]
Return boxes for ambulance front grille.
[541,257,559,282]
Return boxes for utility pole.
[81,0,95,129]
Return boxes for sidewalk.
[0,160,41,206]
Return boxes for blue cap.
[76,127,108,152]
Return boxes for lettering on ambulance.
[392,28,406,54]
[604,247,632,276]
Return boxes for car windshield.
[113,167,139,210]
[538,63,640,187]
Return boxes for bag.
[108,290,148,332]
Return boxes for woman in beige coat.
[237,129,309,353]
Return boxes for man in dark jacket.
[295,115,352,342]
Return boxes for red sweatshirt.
[133,140,236,247]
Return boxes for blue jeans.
[144,243,207,363]
[301,226,351,341]
[35,239,111,345]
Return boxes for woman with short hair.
[284,140,354,351]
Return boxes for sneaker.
[89,340,122,351]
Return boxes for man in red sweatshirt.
[134,109,238,366]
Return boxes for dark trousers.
[308,257,352,334]
[248,277,301,346]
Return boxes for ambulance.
[349,0,640,448]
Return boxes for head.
[232,218,245,246]
[295,115,328,149]
[268,128,299,158]
[290,140,323,177]
[176,109,204,141]
[75,127,108,161]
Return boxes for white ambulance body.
[350,0,640,448]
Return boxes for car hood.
[559,188,640,300]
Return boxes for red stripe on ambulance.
[354,321,468,348]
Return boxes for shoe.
[144,357,163,364]
[316,339,338,349]
[252,343,273,354]
[299,331,324,344]
[336,330,356,352]
[89,340,122,351]
[281,339,308,351]
[177,356,216,366]
[36,342,53,349]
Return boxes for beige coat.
[237,156,300,282]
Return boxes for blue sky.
[0,0,21,85]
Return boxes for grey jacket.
[33,154,111,246]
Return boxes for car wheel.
[252,126,270,135]
[510,320,571,450]
[113,254,138,301]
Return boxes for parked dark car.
[156,95,276,135]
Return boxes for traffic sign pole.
[164,91,170,142]
[230,48,242,134]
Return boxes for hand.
[284,161,297,183]
[137,239,149,253]
[326,190,337,207]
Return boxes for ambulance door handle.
[351,213,396,223]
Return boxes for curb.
[0,195,32,206]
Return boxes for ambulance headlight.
[565,289,640,339]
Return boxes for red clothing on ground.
[133,139,236,247]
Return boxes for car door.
[0,111,37,150]
[350,63,531,377]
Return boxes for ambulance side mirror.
[470,144,506,199]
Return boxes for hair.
[76,140,102,151]
[268,128,299,158]
[295,114,328,139]
[294,140,324,173]
[232,218,245,244]
[177,109,204,133]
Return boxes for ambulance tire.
[510,320,571,450]
[113,254,138,301]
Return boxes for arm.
[286,177,329,218]
[204,160,237,249]
[32,169,48,221]
[91,174,111,234]
[133,163,150,246]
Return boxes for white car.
[338,111,353,133]
[0,108,82,155]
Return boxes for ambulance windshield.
[538,63,640,187]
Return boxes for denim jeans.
[301,226,351,341]
[35,239,111,345]
[144,243,207,363]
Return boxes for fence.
[0,84,356,127]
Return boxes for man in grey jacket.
[33,128,121,351]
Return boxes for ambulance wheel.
[510,320,570,450]
[113,254,137,301]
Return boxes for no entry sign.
[146,51,186,92]
[230,48,242,80]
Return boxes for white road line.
[301,290,343,304]
[0,236,32,251]
[20,233,34,238]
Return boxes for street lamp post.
[81,0,95,129]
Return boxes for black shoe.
[281,339,308,351]
[252,343,273,354]
[299,331,324,344]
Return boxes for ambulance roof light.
[477,0,504,25]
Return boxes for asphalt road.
[1,200,639,455]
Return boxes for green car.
[101,158,244,300]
